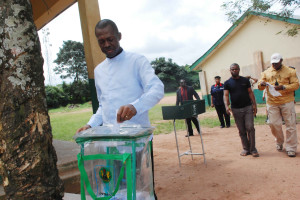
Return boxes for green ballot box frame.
[75,127,155,200]
[162,100,206,167]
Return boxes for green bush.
[45,81,91,108]
[62,81,91,104]
[45,85,69,108]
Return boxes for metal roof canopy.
[30,0,77,30]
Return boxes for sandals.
[240,150,250,156]
[251,152,259,157]
[276,144,283,151]
[276,144,296,157]
[240,150,259,157]
[287,151,296,157]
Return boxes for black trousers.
[150,140,157,199]
[186,117,200,136]
[215,104,230,127]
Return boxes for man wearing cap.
[258,53,299,157]
[210,76,230,128]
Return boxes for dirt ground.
[153,94,300,200]
[153,124,300,200]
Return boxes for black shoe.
[185,134,194,137]
[251,151,260,157]
[226,125,230,128]
[220,126,225,128]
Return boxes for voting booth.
[74,126,155,200]
[162,100,206,166]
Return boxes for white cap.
[270,53,282,64]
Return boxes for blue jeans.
[232,105,257,153]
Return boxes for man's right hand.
[226,107,231,116]
[76,125,91,134]
[211,104,214,108]
[260,81,267,86]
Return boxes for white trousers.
[267,101,298,152]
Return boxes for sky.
[38,0,233,85]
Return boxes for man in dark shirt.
[176,79,200,137]
[211,76,230,128]
[224,63,259,157]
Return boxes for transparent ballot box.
[74,125,155,200]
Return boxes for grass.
[50,111,93,141]
[49,102,93,141]
[163,91,177,97]
[49,103,270,140]
[164,89,200,97]
[48,102,92,113]
[48,94,281,141]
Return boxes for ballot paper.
[266,82,282,97]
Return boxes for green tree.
[54,40,88,82]
[222,0,300,36]
[184,65,201,89]
[151,57,200,92]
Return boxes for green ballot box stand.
[162,100,206,167]
[74,126,155,200]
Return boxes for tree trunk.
[0,1,64,199]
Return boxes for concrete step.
[0,189,81,200]
[64,193,81,200]
[55,140,81,194]
[58,159,78,174]
[0,186,4,200]
[60,168,81,194]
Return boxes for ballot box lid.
[74,125,154,143]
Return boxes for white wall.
[199,15,300,92]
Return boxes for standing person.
[258,53,299,157]
[76,19,164,198]
[224,63,259,157]
[176,79,200,137]
[245,76,258,90]
[210,76,230,128]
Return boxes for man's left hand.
[274,85,284,90]
[117,104,137,123]
[252,104,257,117]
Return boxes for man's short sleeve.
[246,78,251,88]
[224,80,229,90]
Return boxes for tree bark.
[0,1,64,199]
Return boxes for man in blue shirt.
[210,76,230,128]
[224,63,259,157]
[76,19,164,199]
[76,19,164,131]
